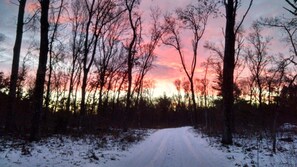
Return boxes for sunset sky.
[0,0,291,97]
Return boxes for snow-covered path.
[104,127,230,167]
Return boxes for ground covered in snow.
[0,126,296,167]
[103,127,230,167]
[198,124,297,167]
[0,129,152,167]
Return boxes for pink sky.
[141,0,290,96]
[0,0,291,96]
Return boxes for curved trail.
[104,127,230,167]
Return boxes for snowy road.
[104,127,230,167]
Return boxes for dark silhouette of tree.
[80,0,101,127]
[123,0,141,128]
[162,0,218,115]
[245,23,271,111]
[133,7,163,108]
[6,0,27,132]
[265,57,288,104]
[79,0,123,127]
[204,30,245,98]
[44,0,65,130]
[30,0,50,141]
[200,58,211,108]
[95,13,127,115]
[259,17,297,85]
[202,48,224,96]
[66,0,84,114]
[222,0,253,145]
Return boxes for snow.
[103,127,230,167]
[0,129,152,167]
[0,126,296,167]
[201,127,297,167]
[279,123,297,131]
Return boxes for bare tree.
[30,0,50,141]
[245,23,271,110]
[265,57,288,104]
[6,0,27,132]
[133,7,163,107]
[80,0,101,126]
[65,0,84,114]
[204,28,245,97]
[162,0,217,115]
[44,0,65,128]
[259,17,297,85]
[202,68,210,108]
[222,0,253,145]
[79,0,123,127]
[95,12,127,115]
[124,0,141,119]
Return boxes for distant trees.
[133,7,163,108]
[94,11,126,115]
[44,0,65,128]
[79,0,125,127]
[174,79,182,110]
[260,17,297,87]
[66,0,84,114]
[1,0,297,145]
[245,23,271,110]
[204,29,245,97]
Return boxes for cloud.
[0,33,6,42]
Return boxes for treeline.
[0,0,296,144]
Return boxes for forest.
[0,0,296,150]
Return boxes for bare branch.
[235,0,253,34]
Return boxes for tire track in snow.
[104,127,231,167]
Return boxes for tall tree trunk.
[222,0,236,145]
[79,0,94,126]
[30,0,50,141]
[124,0,140,128]
[6,0,27,132]
[189,79,197,112]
